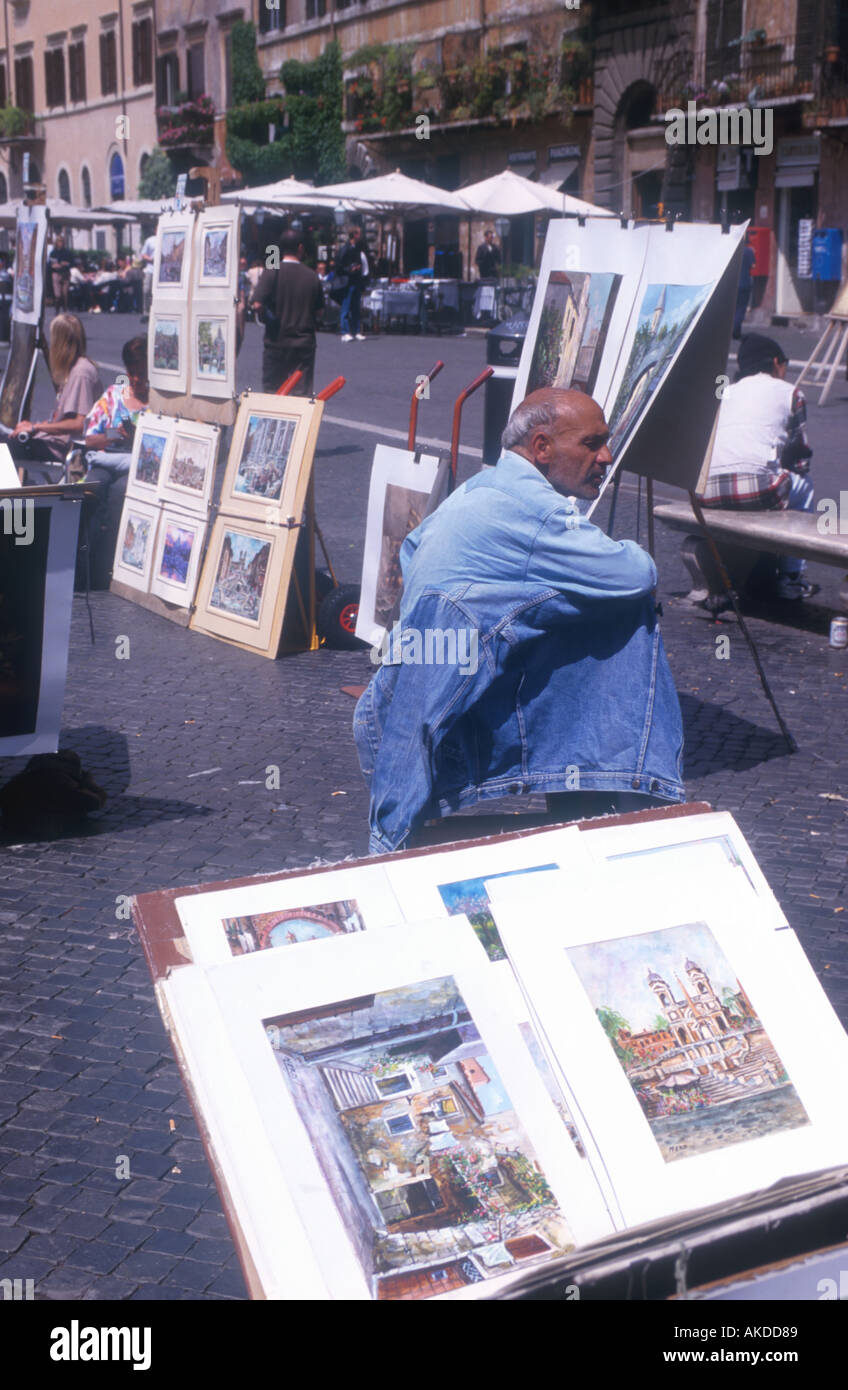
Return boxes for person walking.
[335,225,369,342]
[48,234,72,313]
[475,227,501,280]
[250,229,324,397]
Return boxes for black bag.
[329,273,349,305]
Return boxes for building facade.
[0,0,158,211]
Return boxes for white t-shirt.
[709,374,797,476]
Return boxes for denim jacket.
[354,451,685,854]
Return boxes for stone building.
[0,0,158,210]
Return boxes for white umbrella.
[0,199,135,227]
[309,169,468,215]
[92,199,169,218]
[221,176,319,207]
[457,169,610,218]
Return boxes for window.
[156,52,179,106]
[109,151,125,200]
[81,165,91,208]
[15,55,34,112]
[0,64,6,108]
[305,0,326,19]
[385,1115,414,1136]
[0,173,7,204]
[57,168,71,202]
[259,1,285,31]
[375,1072,414,1098]
[100,29,117,96]
[433,1097,457,1117]
[69,41,86,104]
[132,17,153,86]
[223,32,232,109]
[186,42,205,98]
[44,48,66,109]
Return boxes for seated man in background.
[697,332,815,601]
[354,387,684,854]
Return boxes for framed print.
[190,299,236,400]
[13,206,48,326]
[112,495,160,593]
[152,210,193,297]
[126,412,174,502]
[149,505,207,608]
[158,419,219,514]
[195,205,240,294]
[356,444,442,649]
[218,393,323,522]
[192,518,287,657]
[149,307,187,394]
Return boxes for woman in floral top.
[83,335,148,449]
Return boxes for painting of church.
[607,282,709,457]
[223,898,364,955]
[568,922,809,1162]
[264,975,574,1299]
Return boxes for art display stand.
[794,311,848,406]
[132,799,848,1301]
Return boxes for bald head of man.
[502,387,613,501]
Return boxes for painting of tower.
[568,922,809,1162]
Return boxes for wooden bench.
[653,501,848,609]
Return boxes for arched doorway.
[612,81,665,219]
[109,152,125,200]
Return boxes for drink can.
[830,616,848,648]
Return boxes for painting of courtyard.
[568,922,809,1163]
[223,898,364,956]
[264,975,574,1299]
[437,863,557,962]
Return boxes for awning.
[537,161,579,189]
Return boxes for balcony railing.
[0,109,44,142]
[703,33,815,101]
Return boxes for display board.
[132,803,848,1301]
[512,219,746,509]
[0,488,82,755]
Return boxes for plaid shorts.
[696,469,793,511]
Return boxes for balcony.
[699,32,815,106]
[0,109,45,144]
[156,96,215,150]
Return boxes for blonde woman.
[8,313,103,482]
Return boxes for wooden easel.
[795,315,848,405]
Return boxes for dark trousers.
[261,343,316,397]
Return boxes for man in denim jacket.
[354,388,684,853]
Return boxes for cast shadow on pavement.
[680,694,791,779]
[0,724,212,844]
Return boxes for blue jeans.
[778,472,815,579]
[340,283,361,336]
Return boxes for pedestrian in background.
[475,227,501,280]
[250,228,324,396]
[48,234,72,313]
[335,225,369,342]
[732,235,757,339]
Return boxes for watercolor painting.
[223,898,364,956]
[375,484,428,629]
[167,434,211,494]
[158,521,195,585]
[607,283,709,457]
[568,921,809,1163]
[202,228,228,280]
[152,319,180,372]
[527,271,622,396]
[14,222,36,314]
[607,835,757,894]
[158,230,186,285]
[121,513,151,571]
[135,431,166,487]
[210,530,270,622]
[437,864,557,963]
[234,415,296,501]
[264,975,574,1299]
[196,317,227,380]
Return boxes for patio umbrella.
[308,170,468,215]
[92,199,170,219]
[0,200,136,228]
[457,169,610,218]
[221,176,321,208]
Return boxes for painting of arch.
[223,899,365,956]
[606,282,709,458]
[568,921,810,1163]
[264,975,575,1299]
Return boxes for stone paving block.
[113,1249,179,1284]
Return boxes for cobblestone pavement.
[1,319,848,1300]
